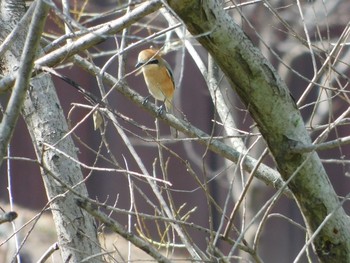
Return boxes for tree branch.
[72,55,292,197]
[0,0,49,164]
[165,0,350,261]
[77,198,172,263]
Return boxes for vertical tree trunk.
[21,74,102,262]
[0,1,102,261]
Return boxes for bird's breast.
[142,65,174,101]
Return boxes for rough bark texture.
[166,0,350,261]
[21,75,102,262]
[0,1,102,262]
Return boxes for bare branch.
[0,0,49,164]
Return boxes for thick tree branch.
[0,1,103,262]
[0,0,49,164]
[34,0,162,68]
[0,0,162,93]
[165,0,350,261]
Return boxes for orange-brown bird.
[136,49,177,136]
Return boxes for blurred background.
[1,0,350,262]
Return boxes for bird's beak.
[135,61,143,68]
[135,61,143,76]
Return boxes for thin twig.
[77,199,172,263]
[37,242,59,263]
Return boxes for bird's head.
[135,49,161,68]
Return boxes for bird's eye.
[146,59,159,65]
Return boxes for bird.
[135,48,177,137]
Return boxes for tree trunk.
[0,1,102,261]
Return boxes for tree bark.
[21,74,102,263]
[0,1,102,261]
[166,0,350,261]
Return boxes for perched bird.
[136,48,177,137]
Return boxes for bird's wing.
[163,60,175,88]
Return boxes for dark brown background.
[1,1,350,262]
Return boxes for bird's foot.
[142,95,151,105]
[156,104,166,116]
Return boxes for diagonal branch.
[0,0,49,164]
[34,0,162,68]
[72,55,291,196]
[165,0,350,262]
[0,0,163,93]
